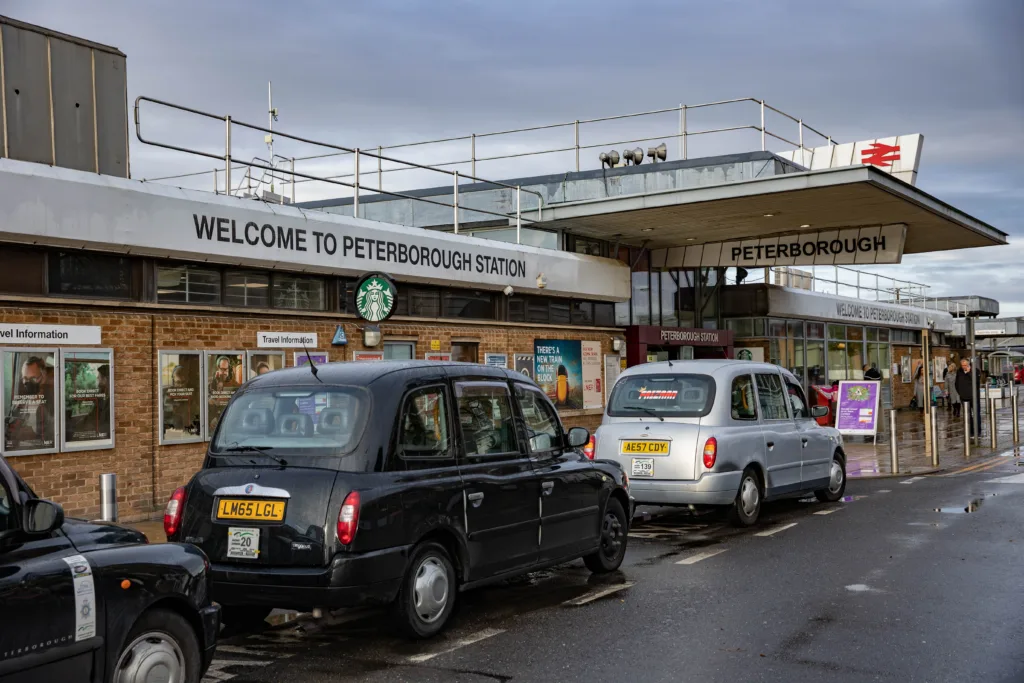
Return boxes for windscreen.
[210,386,369,461]
[607,374,715,418]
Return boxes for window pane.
[614,301,630,326]
[224,271,269,308]
[608,374,715,418]
[878,328,890,342]
[455,383,518,455]
[807,341,827,387]
[631,271,650,325]
[755,372,790,420]
[828,341,847,382]
[550,299,570,325]
[451,342,478,364]
[661,272,679,327]
[272,275,324,310]
[527,298,550,324]
[399,387,449,458]
[408,288,440,317]
[866,327,879,341]
[0,478,13,532]
[784,375,810,419]
[573,235,605,257]
[0,247,44,295]
[650,271,661,326]
[828,324,845,340]
[515,385,561,453]
[52,252,132,298]
[729,319,754,338]
[444,290,495,319]
[571,301,593,325]
[769,319,787,337]
[509,297,526,323]
[806,322,825,339]
[594,302,615,327]
[847,326,864,341]
[753,318,766,336]
[846,341,864,379]
[383,342,414,360]
[157,265,220,304]
[787,321,804,338]
[731,375,757,421]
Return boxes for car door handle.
[801,437,809,447]
[467,492,484,506]
[542,481,554,495]
[766,441,775,449]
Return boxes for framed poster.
[294,352,329,367]
[901,356,912,383]
[514,354,534,380]
[604,354,622,405]
[247,350,285,380]
[934,356,948,384]
[484,353,508,369]
[61,349,114,452]
[582,341,602,409]
[425,352,452,361]
[205,351,244,439]
[158,350,203,444]
[353,351,384,361]
[835,380,881,437]
[535,340,583,409]
[3,348,59,455]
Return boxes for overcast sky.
[9,0,1024,313]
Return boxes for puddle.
[840,495,866,503]
[934,496,991,514]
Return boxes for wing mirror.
[567,427,590,448]
[22,499,65,535]
[811,405,829,418]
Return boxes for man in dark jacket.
[955,357,982,436]
[863,364,883,381]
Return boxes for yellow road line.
[946,457,1010,476]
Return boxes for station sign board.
[776,134,924,186]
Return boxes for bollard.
[990,398,998,450]
[930,405,939,467]
[964,405,972,458]
[1013,390,1019,444]
[99,473,118,522]
[889,409,899,474]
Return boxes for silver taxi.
[594,360,845,525]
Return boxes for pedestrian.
[955,357,981,435]
[863,363,882,381]
[945,362,961,417]
[913,364,925,410]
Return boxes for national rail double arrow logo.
[860,142,901,168]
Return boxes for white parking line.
[407,628,505,663]
[876,489,892,493]
[215,645,292,658]
[675,548,728,564]
[754,522,798,537]
[900,477,925,485]
[202,659,275,682]
[562,581,635,606]
[813,509,839,515]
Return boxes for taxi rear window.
[607,374,715,418]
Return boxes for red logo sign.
[860,142,901,168]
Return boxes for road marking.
[754,522,798,537]
[676,548,728,565]
[900,477,925,485]
[876,489,891,493]
[406,628,505,663]
[215,644,292,658]
[984,473,1024,484]
[813,509,839,515]
[203,658,275,682]
[562,581,635,606]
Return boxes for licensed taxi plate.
[631,458,655,477]
[620,440,670,454]
[216,498,286,522]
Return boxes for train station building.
[0,15,1007,520]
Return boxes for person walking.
[955,357,981,436]
[863,363,882,381]
[945,362,961,417]
[913,364,926,410]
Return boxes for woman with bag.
[945,362,961,417]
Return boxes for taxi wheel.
[113,608,201,683]
[728,467,762,527]
[393,541,457,639]
[815,454,847,503]
[583,497,628,573]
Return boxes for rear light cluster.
[583,435,596,460]
[163,486,187,538]
[702,437,718,469]
[336,491,361,545]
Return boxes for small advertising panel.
[3,349,58,454]
[294,352,329,367]
[535,340,583,410]
[247,351,285,379]
[582,342,602,409]
[485,353,508,369]
[835,380,881,437]
[206,352,244,437]
[159,351,202,444]
[62,349,114,451]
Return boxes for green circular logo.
[737,348,753,361]
[355,273,397,322]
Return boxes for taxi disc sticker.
[61,554,96,641]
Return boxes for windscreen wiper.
[221,444,288,466]
[622,406,665,422]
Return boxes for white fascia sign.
[0,324,102,345]
[257,331,318,348]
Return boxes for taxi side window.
[0,478,14,533]
[784,376,810,419]
[731,375,758,421]
[514,384,562,455]
[455,383,519,457]
[398,386,450,458]
[755,372,791,421]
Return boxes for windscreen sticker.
[61,554,96,641]
[638,388,678,400]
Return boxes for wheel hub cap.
[413,557,449,624]
[114,632,184,683]
[829,461,844,493]
[601,513,623,558]
[741,477,759,515]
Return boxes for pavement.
[191,454,1024,683]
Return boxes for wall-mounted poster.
[62,349,114,451]
[353,351,384,361]
[514,354,534,380]
[3,349,58,454]
[604,354,622,406]
[485,353,509,369]
[159,351,202,444]
[206,351,244,437]
[425,352,452,361]
[901,355,912,384]
[582,341,602,409]
[934,357,948,385]
[247,351,285,380]
[535,340,583,410]
[294,352,329,367]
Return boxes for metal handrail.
[134,96,544,242]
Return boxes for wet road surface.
[204,455,1024,683]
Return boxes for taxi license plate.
[620,440,669,454]
[631,458,655,477]
[227,527,260,560]
[216,499,286,522]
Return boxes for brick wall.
[2,301,620,520]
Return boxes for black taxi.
[0,455,219,683]
[166,361,631,638]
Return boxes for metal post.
[516,185,522,245]
[969,317,979,443]
[964,405,971,458]
[224,115,232,194]
[889,409,899,474]
[99,473,117,522]
[453,170,459,234]
[213,168,218,194]
[574,120,580,172]
[930,405,939,467]
[353,148,360,218]
[377,146,382,191]
[922,328,932,456]
[759,100,766,151]
[798,119,804,153]
[679,104,688,160]
[1013,389,1019,443]
[471,134,476,179]
[990,397,998,450]
[291,158,296,203]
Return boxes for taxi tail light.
[583,435,596,460]
[703,437,718,469]
[337,491,361,546]
[163,486,187,538]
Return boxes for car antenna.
[301,341,323,383]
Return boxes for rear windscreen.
[607,374,715,418]
[209,386,369,464]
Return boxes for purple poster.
[835,381,881,436]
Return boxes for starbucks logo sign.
[355,273,397,322]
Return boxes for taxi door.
[0,464,97,683]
